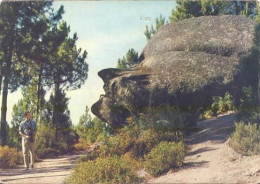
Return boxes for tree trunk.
[36,71,42,123]
[0,55,11,145]
[235,1,239,15]
[0,62,2,96]
[53,81,60,141]
[0,75,9,145]
[0,28,14,146]
[0,75,2,96]
[258,52,260,123]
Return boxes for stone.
[91,15,256,128]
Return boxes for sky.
[2,1,175,125]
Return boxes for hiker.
[19,111,37,170]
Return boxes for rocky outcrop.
[91,15,256,128]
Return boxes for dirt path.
[149,114,260,184]
[0,152,86,184]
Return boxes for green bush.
[203,109,214,119]
[211,92,234,115]
[229,122,260,155]
[235,86,259,123]
[71,106,188,183]
[99,125,184,159]
[140,106,188,131]
[73,138,89,151]
[35,124,56,158]
[144,141,186,176]
[0,146,23,168]
[201,92,234,119]
[68,156,140,184]
[76,107,114,144]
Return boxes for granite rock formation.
[91,15,256,128]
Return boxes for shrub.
[204,109,213,119]
[201,92,235,120]
[104,131,135,156]
[211,92,234,115]
[0,146,23,168]
[69,106,188,183]
[73,138,89,151]
[68,156,140,184]
[229,122,260,155]
[235,86,259,123]
[76,111,114,144]
[77,151,99,163]
[35,124,56,158]
[144,141,186,176]
[141,106,188,131]
[121,152,142,171]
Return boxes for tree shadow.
[182,160,209,169]
[1,174,69,183]
[186,114,235,145]
[0,164,75,177]
[187,147,217,156]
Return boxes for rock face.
[91,15,256,128]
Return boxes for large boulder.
[91,15,256,128]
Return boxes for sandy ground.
[149,114,260,184]
[0,152,85,184]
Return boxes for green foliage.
[76,107,113,144]
[201,92,234,119]
[144,25,155,40]
[0,1,58,146]
[211,92,234,115]
[35,124,56,158]
[170,0,202,22]
[240,2,254,17]
[170,1,258,23]
[144,141,186,176]
[139,106,188,132]
[84,117,108,143]
[0,146,23,168]
[229,122,260,155]
[48,20,88,91]
[49,91,72,138]
[97,107,185,159]
[117,48,139,69]
[255,3,260,23]
[48,91,78,153]
[7,125,21,150]
[68,156,140,184]
[144,14,166,40]
[203,109,214,119]
[201,0,227,15]
[73,138,89,151]
[77,149,101,163]
[76,106,92,138]
[235,86,259,123]
[234,24,260,123]
[71,106,187,183]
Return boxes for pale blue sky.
[4,1,175,125]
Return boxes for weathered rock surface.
[91,15,256,128]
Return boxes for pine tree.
[117,48,139,69]
[0,2,53,145]
[76,106,93,139]
[144,14,166,40]
[169,0,258,23]
[43,21,88,141]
